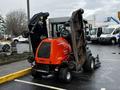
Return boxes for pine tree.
[0,15,6,35]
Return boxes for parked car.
[0,41,11,52]
[99,25,120,44]
[12,35,28,43]
[85,28,91,41]
[90,27,98,43]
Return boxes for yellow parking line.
[0,67,31,84]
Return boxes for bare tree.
[0,15,6,33]
[5,10,27,36]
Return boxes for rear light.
[55,67,59,71]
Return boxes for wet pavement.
[0,44,120,90]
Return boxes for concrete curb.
[0,67,31,84]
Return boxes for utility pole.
[27,0,30,21]
[27,0,32,53]
[118,11,120,20]
[93,15,96,27]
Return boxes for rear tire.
[59,68,72,83]
[14,40,19,44]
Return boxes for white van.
[90,27,103,43]
[90,28,98,43]
[99,25,120,44]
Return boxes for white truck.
[99,25,120,44]
[12,35,28,43]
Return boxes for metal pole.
[93,15,96,27]
[27,0,32,53]
[27,0,30,21]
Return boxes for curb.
[0,67,31,84]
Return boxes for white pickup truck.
[12,35,28,43]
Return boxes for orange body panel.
[35,37,72,65]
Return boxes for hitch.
[94,54,101,69]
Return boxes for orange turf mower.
[26,9,101,82]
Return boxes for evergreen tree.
[0,15,6,35]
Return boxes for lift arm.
[107,17,120,24]
[70,9,86,70]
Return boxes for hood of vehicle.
[90,35,97,38]
[0,41,11,45]
[100,34,111,38]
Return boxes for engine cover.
[35,37,72,65]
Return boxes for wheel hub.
[91,60,94,69]
[111,40,115,44]
[66,72,71,80]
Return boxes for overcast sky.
[0,0,120,22]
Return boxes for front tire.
[2,44,10,52]
[83,56,95,72]
[59,68,72,83]
[31,69,41,79]
[110,39,116,45]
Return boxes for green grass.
[0,52,32,65]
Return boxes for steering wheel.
[61,29,70,38]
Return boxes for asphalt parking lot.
[0,44,120,90]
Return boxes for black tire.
[91,40,94,43]
[110,38,116,45]
[118,38,120,46]
[59,68,72,83]
[14,40,19,44]
[83,56,95,72]
[91,40,97,43]
[31,69,41,79]
[2,44,10,52]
